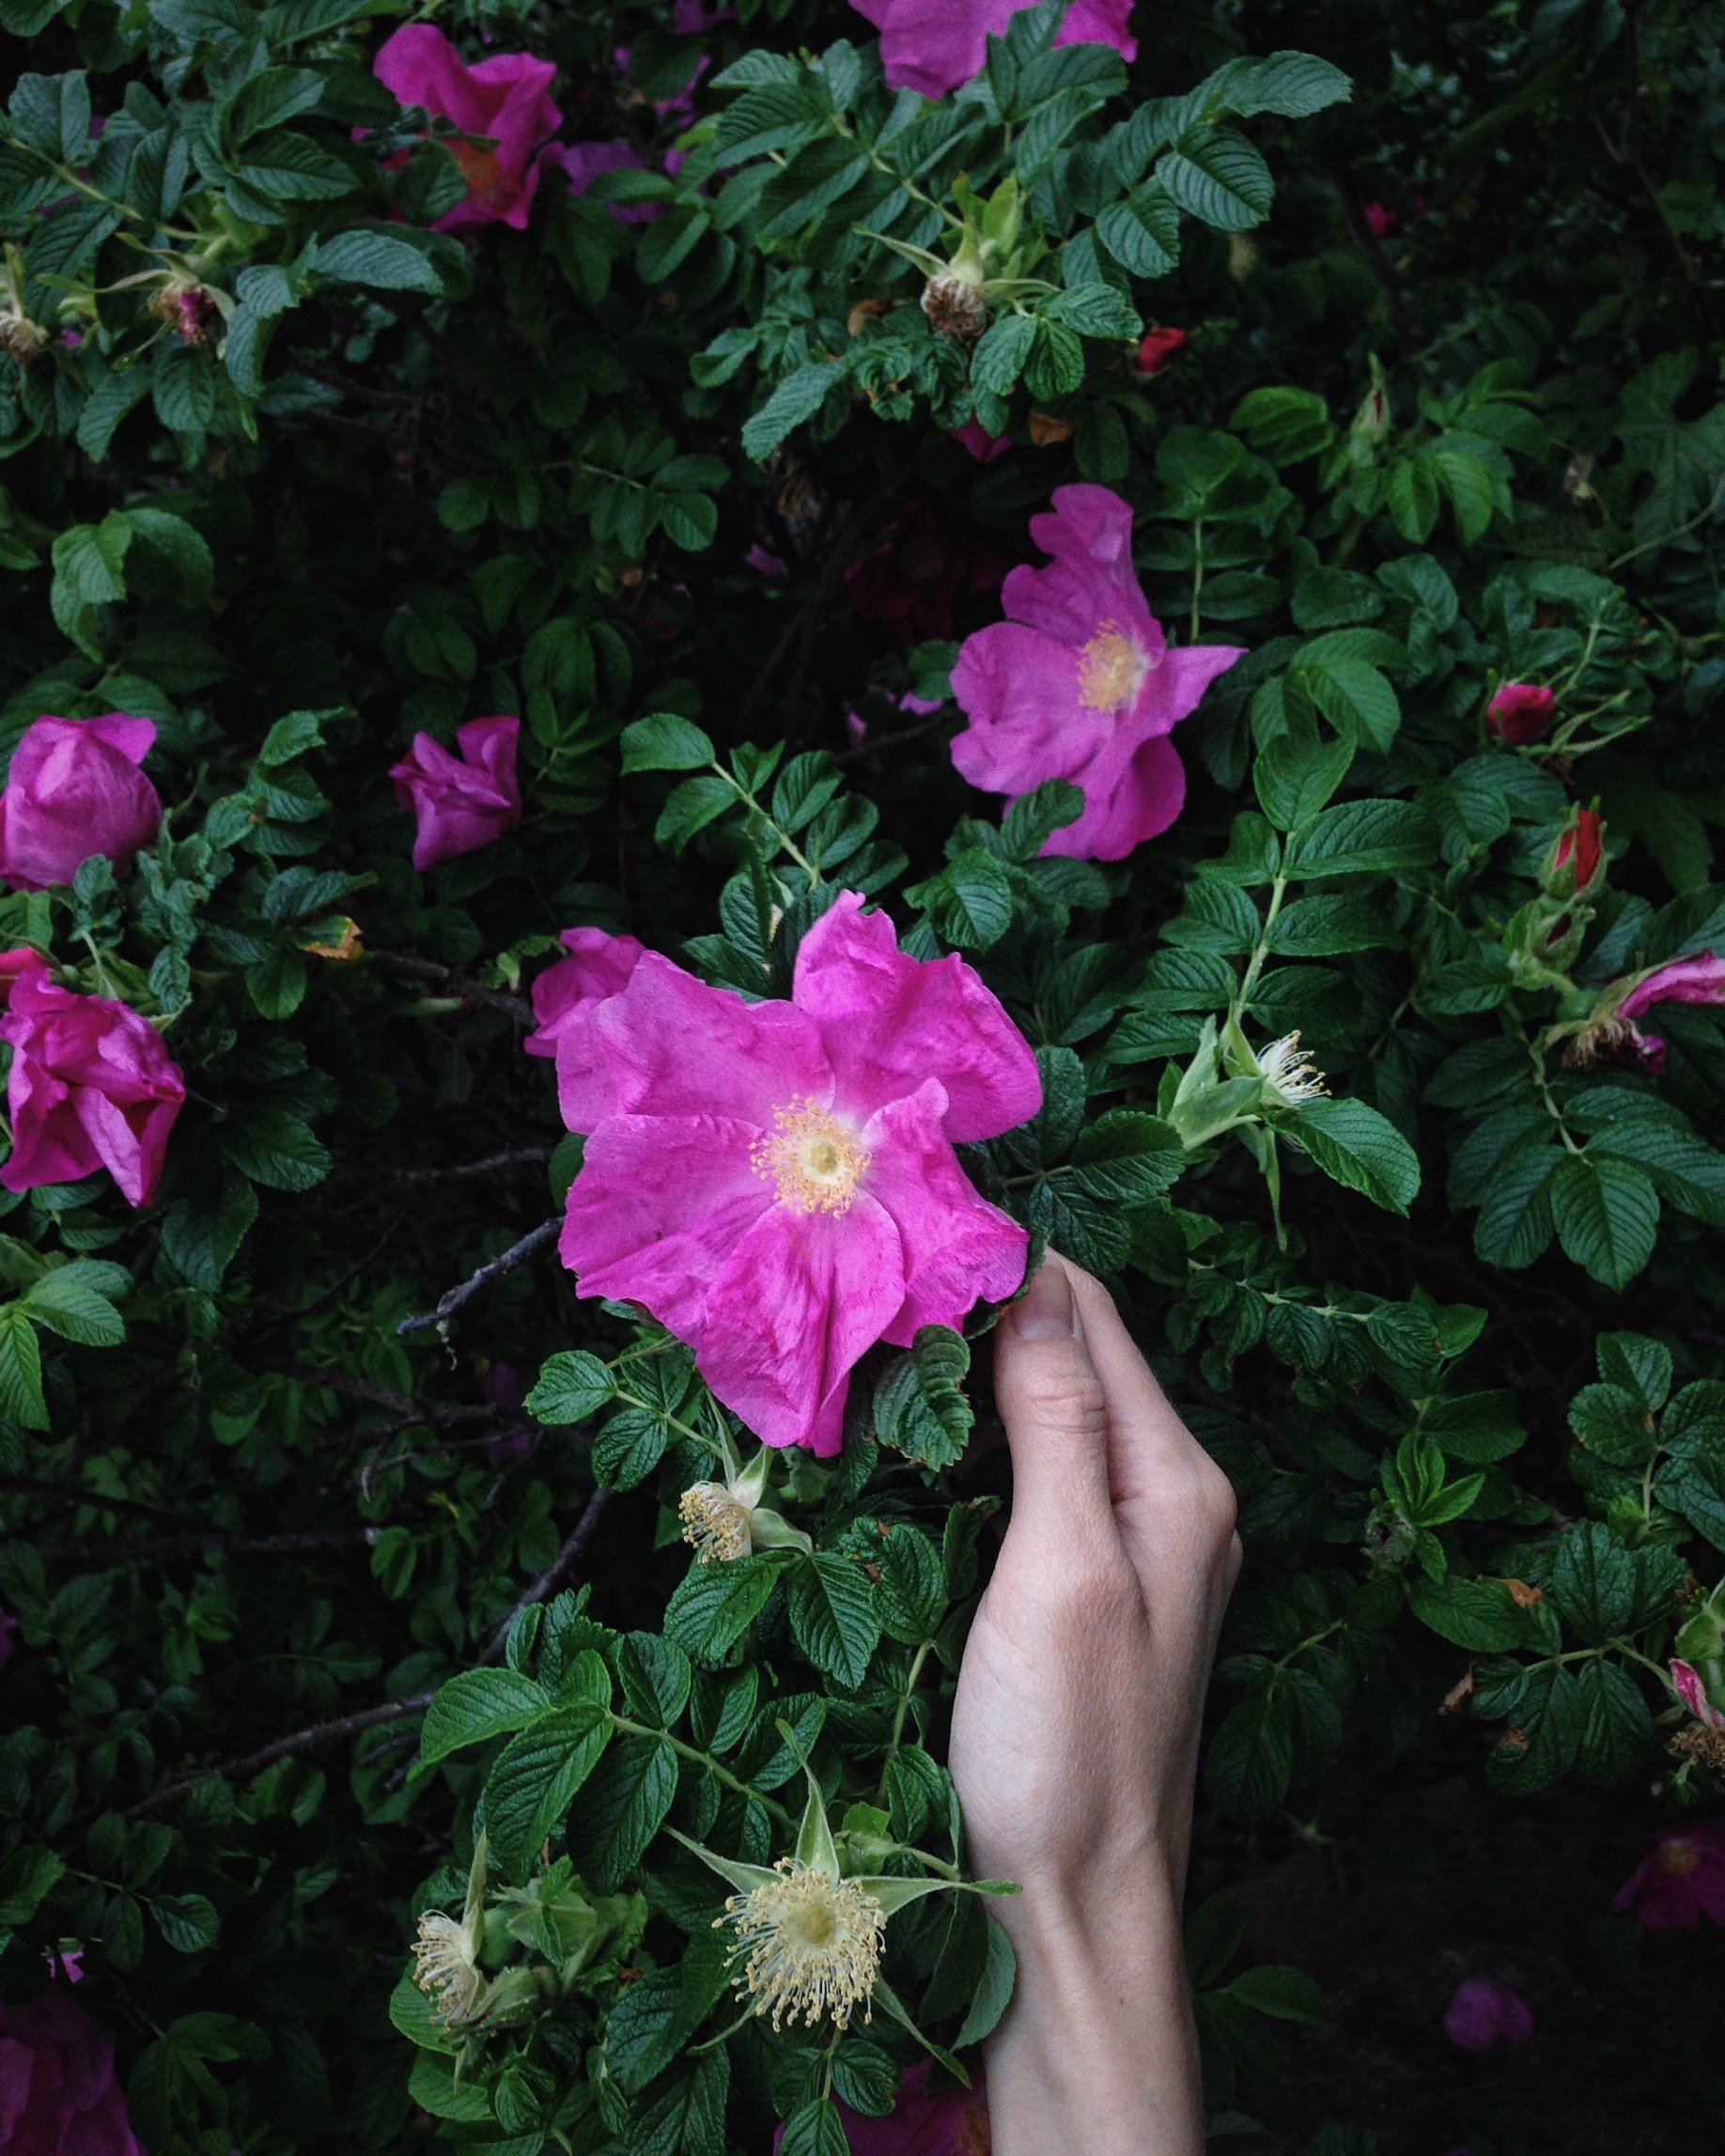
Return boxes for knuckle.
[1009,1355,1110,1444]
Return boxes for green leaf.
[231,129,353,202]
[312,229,443,293]
[0,1845,66,1925]
[1220,52,1352,119]
[873,1326,975,1470]
[1286,1096,1421,1214]
[566,1731,677,1888]
[971,313,1037,396]
[152,1891,220,1954]
[8,70,90,161]
[1284,798,1433,876]
[1226,1962,1327,2024]
[621,713,716,773]
[419,1669,549,1766]
[779,2100,851,2156]
[486,1702,613,1877]
[526,1350,615,1425]
[741,363,845,461]
[1157,127,1274,231]
[19,1272,125,1346]
[787,1552,881,1688]
[219,1105,331,1193]
[0,1305,48,1429]
[664,1552,785,1664]
[1551,1156,1659,1289]
[955,1914,1018,2046]
[1096,181,1182,277]
[1406,1575,1544,1653]
[1069,1110,1184,1202]
[1045,282,1142,337]
[1204,1692,1294,1822]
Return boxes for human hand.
[947,1254,1241,2155]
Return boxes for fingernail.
[1007,1262,1077,1341]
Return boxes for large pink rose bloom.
[373,24,561,232]
[1613,1823,1725,1931]
[524,926,646,1125]
[850,0,1135,99]
[0,954,185,1207]
[389,716,521,872]
[951,484,1244,861]
[773,2064,989,2152]
[557,893,1039,1454]
[0,715,161,893]
[0,1990,145,2156]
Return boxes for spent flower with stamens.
[413,1838,489,2027]
[679,1438,813,1562]
[1255,1031,1328,1106]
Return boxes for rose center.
[789,1899,839,1949]
[1078,622,1148,712]
[450,140,504,200]
[753,1098,868,1216]
[1660,1839,1700,1876]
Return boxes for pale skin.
[948,1253,1243,2156]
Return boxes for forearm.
[984,1876,1203,2156]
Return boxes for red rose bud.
[1554,809,1604,892]
[1133,326,1188,377]
[1363,201,1398,238]
[1487,681,1556,744]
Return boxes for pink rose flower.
[389,717,521,872]
[525,926,647,1125]
[849,0,1136,100]
[846,503,1005,646]
[0,715,161,893]
[1614,1823,1725,1930]
[0,955,184,1208]
[950,420,1011,463]
[1608,950,1725,1078]
[373,24,561,232]
[950,484,1245,860]
[557,892,1040,1454]
[1671,1659,1725,1731]
[1442,1978,1532,2053]
[0,1991,145,2156]
[772,2064,989,2152]
[1363,201,1398,237]
[1486,682,1556,745]
[553,139,659,225]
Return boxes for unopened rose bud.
[1133,326,1188,377]
[1487,682,1556,745]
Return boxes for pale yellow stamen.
[1077,621,1148,711]
[1256,1031,1329,1104]
[412,1911,482,2027]
[679,1482,753,1562]
[717,1860,885,2031]
[751,1098,868,1216]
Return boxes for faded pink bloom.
[525,926,647,1125]
[1363,201,1397,237]
[950,419,1010,463]
[373,24,561,232]
[1442,1978,1532,2053]
[0,715,161,893]
[0,956,184,1207]
[0,1991,145,2156]
[48,1949,84,1984]
[1671,1659,1725,1730]
[951,484,1244,860]
[1614,1823,1725,1930]
[553,138,659,224]
[390,717,521,872]
[847,503,1004,646]
[773,2063,988,2152]
[746,542,786,577]
[849,0,1135,100]
[557,892,1039,1453]
[1487,682,1555,745]
[1619,951,1725,1023]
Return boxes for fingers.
[993,1255,1116,1540]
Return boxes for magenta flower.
[0,1991,145,2156]
[950,419,1011,463]
[746,543,787,578]
[1671,1659,1725,1730]
[389,717,521,872]
[1607,950,1725,1078]
[557,893,1039,1454]
[0,715,161,893]
[1442,1978,1532,2053]
[0,955,184,1208]
[847,503,1004,646]
[1614,1823,1725,1930]
[772,2063,989,2153]
[1363,200,1398,238]
[1487,682,1556,745]
[525,926,646,1125]
[950,484,1245,861]
[0,1605,15,1670]
[849,0,1136,100]
[373,24,561,232]
[553,139,659,225]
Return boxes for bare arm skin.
[948,1255,1242,2156]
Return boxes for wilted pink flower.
[1133,325,1188,377]
[525,926,646,1124]
[1619,951,1725,1024]
[1671,1659,1725,1730]
[1442,1978,1532,2053]
[390,717,521,871]
[1487,682,1555,745]
[373,24,561,231]
[849,0,1136,100]
[746,542,787,577]
[557,892,1039,1453]
[1363,201,1397,237]
[0,715,161,893]
[1614,1823,1725,1930]
[48,1948,83,1984]
[0,1990,145,2155]
[772,2063,988,2152]
[0,956,185,1208]
[950,419,1010,463]
[951,484,1244,860]
[847,502,1004,645]
[553,138,659,224]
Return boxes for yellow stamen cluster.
[678,1482,753,1563]
[751,1098,869,1216]
[412,1911,483,2027]
[1257,1031,1329,1104]
[1077,621,1147,712]
[718,1860,886,2032]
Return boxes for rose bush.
[0,2,1721,2153]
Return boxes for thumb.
[992,1257,1115,1534]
